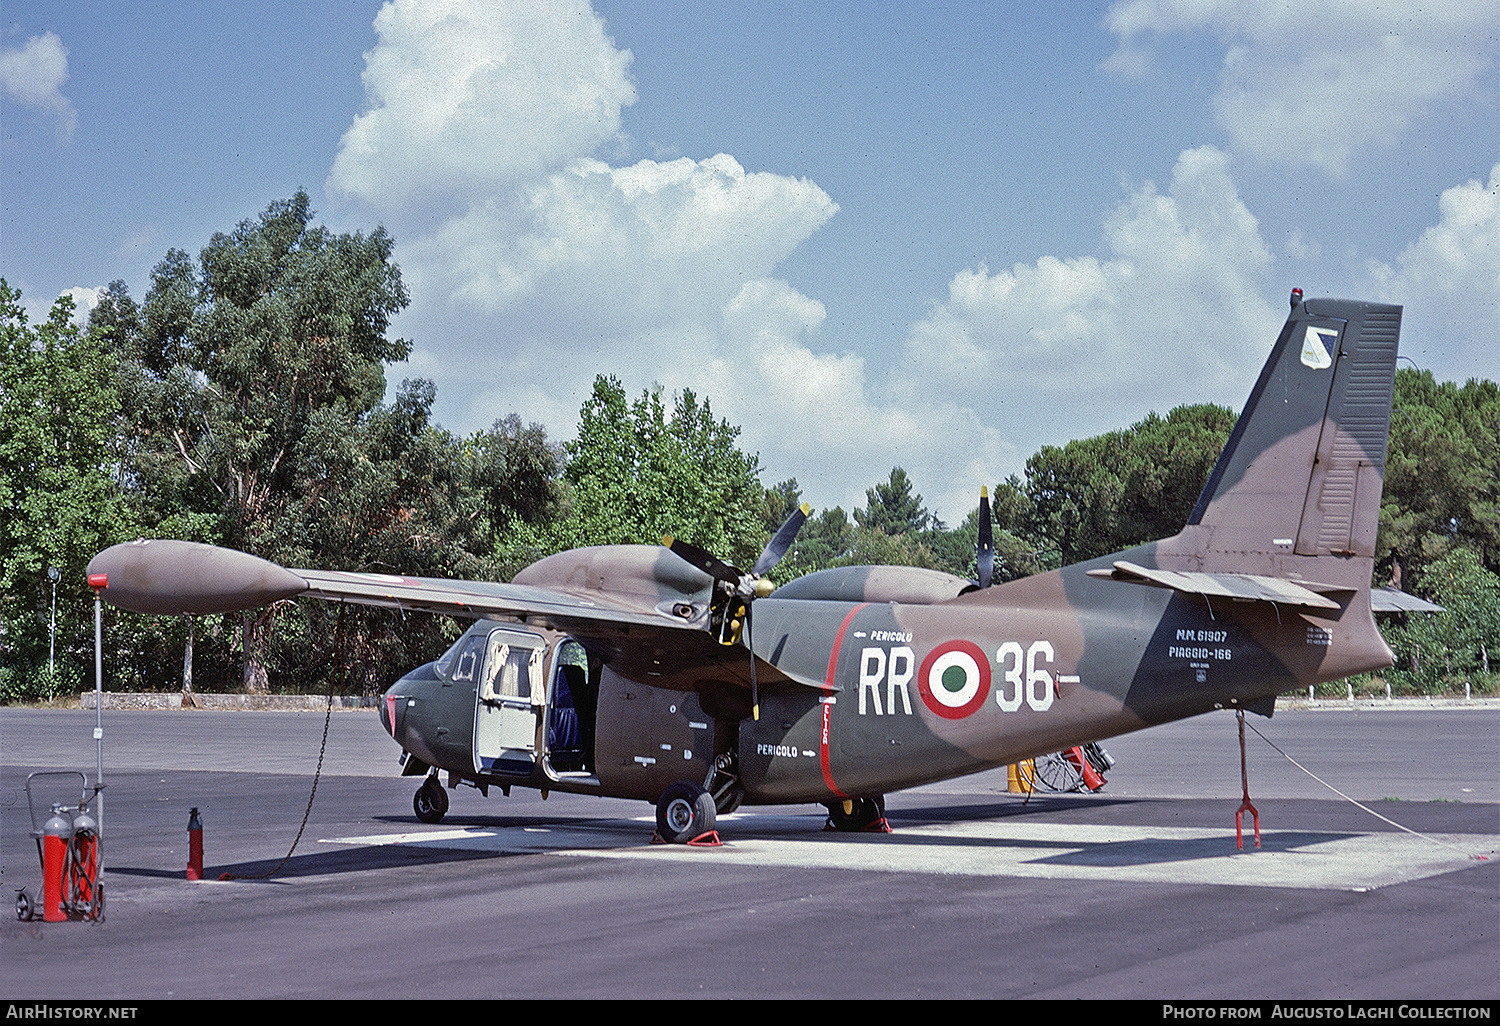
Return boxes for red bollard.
[186,808,203,881]
[42,806,71,922]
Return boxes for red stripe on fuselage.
[820,603,868,799]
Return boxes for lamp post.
[47,566,60,697]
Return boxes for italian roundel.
[918,640,990,719]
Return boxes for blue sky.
[4,1,1497,525]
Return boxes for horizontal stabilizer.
[1087,560,1346,611]
[1370,587,1444,614]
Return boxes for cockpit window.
[435,632,484,681]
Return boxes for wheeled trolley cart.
[15,770,104,923]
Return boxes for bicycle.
[1027,742,1115,793]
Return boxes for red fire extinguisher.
[42,805,72,922]
[187,808,203,881]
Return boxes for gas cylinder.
[41,805,72,923]
[68,807,100,916]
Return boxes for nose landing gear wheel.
[413,777,449,823]
[655,781,718,844]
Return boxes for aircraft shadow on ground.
[891,796,1139,823]
[105,812,657,881]
[96,801,1354,882]
[1027,830,1346,866]
[106,843,511,881]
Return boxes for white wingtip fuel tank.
[87,539,308,615]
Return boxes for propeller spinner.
[663,502,810,719]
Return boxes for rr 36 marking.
[858,640,1062,718]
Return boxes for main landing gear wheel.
[413,777,449,824]
[655,781,717,844]
[825,795,889,833]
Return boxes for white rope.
[1242,716,1489,861]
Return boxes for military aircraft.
[89,290,1404,844]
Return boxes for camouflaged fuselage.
[92,294,1403,819]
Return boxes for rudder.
[1186,295,1401,578]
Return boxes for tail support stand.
[1235,708,1260,850]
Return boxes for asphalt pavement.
[2,702,1495,1001]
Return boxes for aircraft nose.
[380,669,427,741]
[380,679,409,739]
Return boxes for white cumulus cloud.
[0,31,77,141]
[60,285,104,328]
[426,154,837,332]
[326,2,866,509]
[637,277,1018,522]
[896,145,1279,469]
[1106,0,1500,175]
[1367,163,1500,380]
[327,0,637,216]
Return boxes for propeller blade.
[662,535,742,586]
[745,604,760,721]
[977,487,994,590]
[752,502,811,577]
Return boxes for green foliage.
[1021,404,1236,564]
[769,505,855,583]
[855,467,936,536]
[106,192,418,691]
[128,190,411,551]
[1379,370,1500,590]
[1383,547,1500,692]
[1,282,140,699]
[540,376,767,570]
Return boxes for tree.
[269,380,561,693]
[1379,370,1500,591]
[141,191,409,547]
[116,191,411,691]
[546,376,766,569]
[1383,547,1500,692]
[1,283,136,699]
[796,506,854,570]
[469,414,564,535]
[984,475,1051,581]
[761,478,803,536]
[1022,404,1234,564]
[855,467,936,536]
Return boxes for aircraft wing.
[89,540,679,624]
[86,539,813,692]
[297,565,796,690]
[294,567,683,630]
[1090,561,1449,616]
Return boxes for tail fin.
[1185,294,1401,581]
